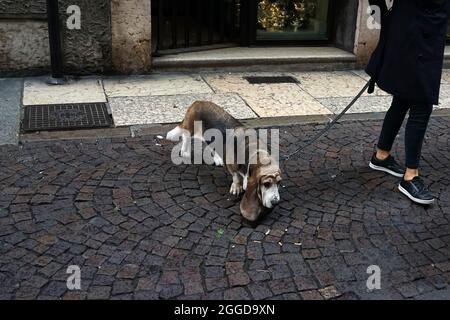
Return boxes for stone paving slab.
[441,70,450,84]
[318,96,392,115]
[436,84,450,109]
[0,117,449,300]
[17,70,450,129]
[354,69,450,107]
[293,71,389,98]
[109,93,257,126]
[104,74,213,98]
[22,77,106,106]
[204,73,331,117]
[350,70,391,96]
[0,79,22,145]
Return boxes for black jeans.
[377,96,433,169]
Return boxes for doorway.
[152,0,334,55]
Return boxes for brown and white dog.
[166,101,282,222]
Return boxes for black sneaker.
[398,177,435,205]
[369,153,405,178]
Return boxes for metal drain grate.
[244,76,299,84]
[22,103,113,132]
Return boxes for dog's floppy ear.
[240,175,262,222]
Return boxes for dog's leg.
[230,172,243,195]
[212,151,224,167]
[166,126,183,142]
[180,132,191,158]
[203,144,224,167]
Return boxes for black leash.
[283,80,372,161]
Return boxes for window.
[256,0,331,41]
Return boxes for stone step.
[153,46,357,72]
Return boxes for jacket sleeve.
[368,0,388,15]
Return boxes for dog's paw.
[230,182,243,195]
[213,154,224,167]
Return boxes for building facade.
[0,0,439,75]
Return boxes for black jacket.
[366,0,450,105]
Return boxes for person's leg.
[398,102,435,205]
[376,96,410,160]
[403,103,433,180]
[369,96,409,177]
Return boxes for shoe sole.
[398,184,435,205]
[369,162,404,178]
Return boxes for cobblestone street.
[1,117,449,300]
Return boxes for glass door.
[255,0,331,42]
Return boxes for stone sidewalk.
[0,116,449,300]
[2,69,450,145]
[18,70,450,127]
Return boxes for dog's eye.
[263,182,271,188]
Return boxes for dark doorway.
[152,0,241,54]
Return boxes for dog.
[166,101,282,222]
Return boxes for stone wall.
[0,0,47,14]
[0,0,112,75]
[0,1,47,75]
[353,0,387,67]
[0,21,50,76]
[111,0,152,74]
[61,0,112,74]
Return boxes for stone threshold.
[153,46,357,72]
[19,109,450,143]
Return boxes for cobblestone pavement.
[1,117,449,300]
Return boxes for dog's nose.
[271,197,280,205]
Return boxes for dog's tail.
[166,126,184,142]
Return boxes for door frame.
[240,0,335,46]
